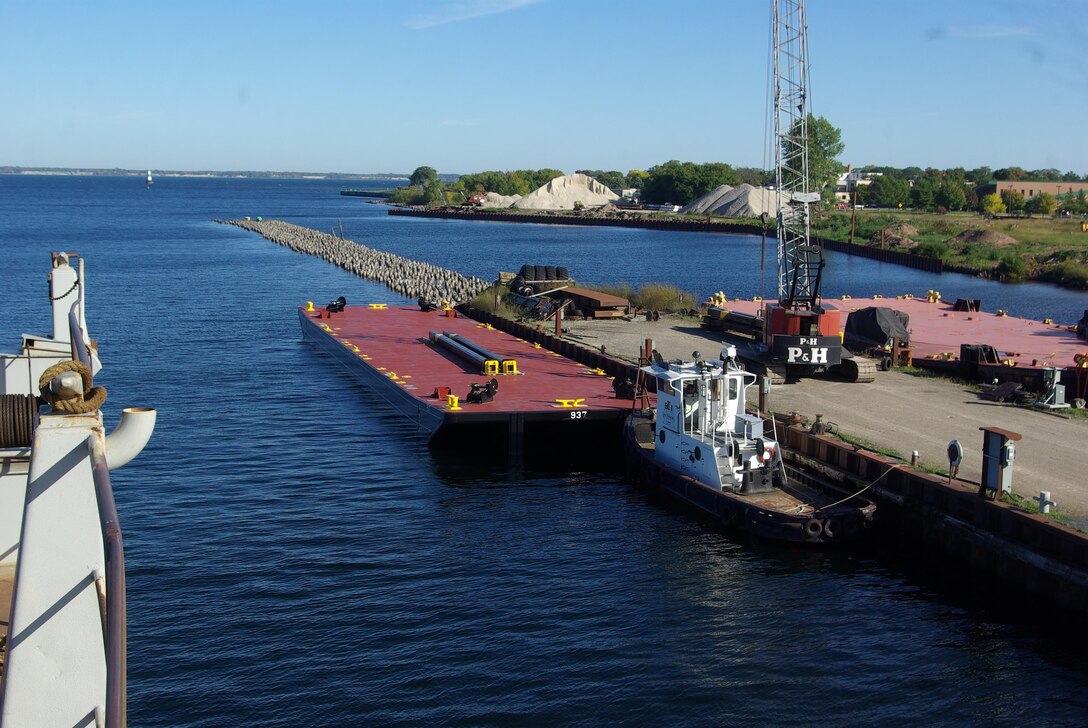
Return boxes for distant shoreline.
[0,167,410,181]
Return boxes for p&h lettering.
[786,346,830,364]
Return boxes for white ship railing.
[89,435,127,728]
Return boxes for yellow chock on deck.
[306,301,315,312]
[534,343,542,349]
[502,360,519,375]
[586,368,606,376]
[387,372,399,380]
[446,394,461,411]
[353,345,360,352]
[485,360,500,375]
[485,323,494,329]
[369,303,388,310]
[321,324,332,331]
[554,398,586,409]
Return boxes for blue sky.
[2,0,1085,175]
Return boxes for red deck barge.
[298,304,632,457]
[719,296,1088,385]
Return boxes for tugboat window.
[683,380,700,432]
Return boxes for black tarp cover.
[845,307,910,347]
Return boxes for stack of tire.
[509,263,570,296]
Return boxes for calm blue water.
[2,175,1086,726]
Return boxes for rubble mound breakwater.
[221,218,489,304]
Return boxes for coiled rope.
[38,360,107,414]
[0,394,36,447]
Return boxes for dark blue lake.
[2,175,1086,726]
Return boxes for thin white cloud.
[947,25,1034,39]
[408,0,543,30]
[441,119,480,127]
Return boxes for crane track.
[838,356,878,383]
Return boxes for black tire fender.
[822,518,838,539]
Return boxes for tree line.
[389,166,565,205]
[392,115,1087,215]
[854,167,1088,215]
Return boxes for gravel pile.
[481,191,522,208]
[511,173,620,210]
[681,185,734,214]
[682,183,779,218]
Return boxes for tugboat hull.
[624,413,876,544]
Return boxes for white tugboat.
[624,345,875,543]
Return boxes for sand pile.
[481,192,521,208]
[681,185,733,214]
[951,229,1018,248]
[511,173,619,210]
[681,183,778,218]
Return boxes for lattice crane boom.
[763,0,843,373]
[773,0,823,310]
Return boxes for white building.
[834,166,882,203]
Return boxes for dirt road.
[561,315,1088,520]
